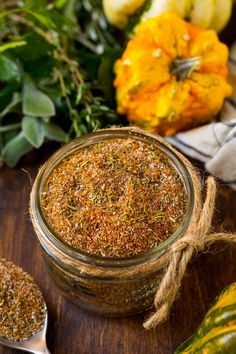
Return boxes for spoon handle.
[34,348,51,354]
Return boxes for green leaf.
[0,93,21,118]
[2,132,33,167]
[0,84,21,112]
[98,49,122,101]
[55,0,67,9]
[76,84,84,105]
[40,84,62,102]
[0,40,27,54]
[2,129,19,148]
[0,9,21,20]
[22,116,44,148]
[25,9,56,30]
[23,55,54,79]
[42,121,68,142]
[13,31,52,62]
[0,55,19,82]
[25,0,46,10]
[23,84,55,117]
[48,9,78,38]
[77,50,102,80]
[63,0,77,23]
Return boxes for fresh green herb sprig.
[0,0,122,167]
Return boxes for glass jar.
[30,128,194,316]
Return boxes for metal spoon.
[0,312,51,354]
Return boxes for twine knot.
[171,234,205,253]
[143,176,236,329]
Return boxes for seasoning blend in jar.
[30,128,194,316]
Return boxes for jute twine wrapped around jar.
[30,127,236,330]
[135,128,236,330]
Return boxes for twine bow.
[144,176,236,329]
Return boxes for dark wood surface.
[0,145,236,354]
[0,4,236,354]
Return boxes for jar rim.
[30,128,195,268]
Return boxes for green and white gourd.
[175,283,236,353]
[103,0,233,33]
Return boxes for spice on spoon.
[41,138,187,258]
[0,258,46,341]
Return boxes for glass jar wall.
[30,128,194,316]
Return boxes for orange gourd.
[114,12,232,136]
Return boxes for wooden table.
[1,4,236,354]
[0,144,236,354]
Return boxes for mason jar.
[30,128,195,316]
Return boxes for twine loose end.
[143,304,169,330]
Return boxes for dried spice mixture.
[0,258,46,341]
[41,138,187,257]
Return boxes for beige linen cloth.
[168,43,236,190]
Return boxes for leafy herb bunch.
[0,0,122,167]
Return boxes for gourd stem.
[171,56,202,81]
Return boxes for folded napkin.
[168,43,236,190]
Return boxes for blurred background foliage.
[0,0,123,167]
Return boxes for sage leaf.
[42,122,68,142]
[2,129,19,147]
[23,85,55,117]
[2,132,33,167]
[22,116,44,148]
[23,55,54,80]
[0,55,19,82]
[15,32,52,62]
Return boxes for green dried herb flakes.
[41,138,187,257]
[0,258,46,341]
